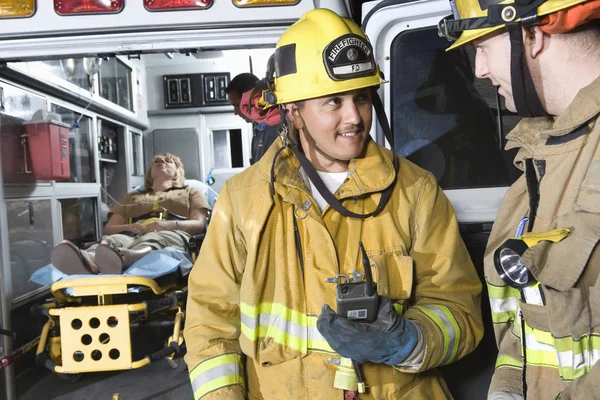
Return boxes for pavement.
[17,358,194,400]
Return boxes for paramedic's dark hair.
[226,73,259,95]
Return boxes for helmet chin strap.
[506,23,550,118]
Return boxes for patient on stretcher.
[50,153,211,275]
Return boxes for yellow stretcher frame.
[35,274,186,375]
[50,276,171,301]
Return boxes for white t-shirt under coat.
[308,170,348,213]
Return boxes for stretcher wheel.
[165,356,185,371]
[164,338,186,371]
[55,372,82,383]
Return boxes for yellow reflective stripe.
[240,302,307,325]
[439,305,461,363]
[523,325,558,369]
[527,325,554,346]
[487,283,520,324]
[522,325,600,380]
[496,353,523,369]
[492,310,517,324]
[553,334,600,354]
[240,302,333,354]
[418,306,449,362]
[306,315,334,353]
[190,353,239,381]
[194,375,246,400]
[189,353,244,400]
[526,347,559,368]
[393,301,404,314]
[556,364,595,381]
[251,324,304,352]
[487,282,521,299]
[487,283,600,383]
[417,305,460,364]
[489,296,518,324]
[308,338,334,353]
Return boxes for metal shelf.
[147,105,233,116]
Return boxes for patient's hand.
[126,223,147,235]
[143,220,174,233]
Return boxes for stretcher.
[30,238,203,380]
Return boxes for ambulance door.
[362,1,523,399]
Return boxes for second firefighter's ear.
[523,26,546,59]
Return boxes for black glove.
[316,297,419,365]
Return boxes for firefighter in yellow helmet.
[184,8,483,399]
[439,0,600,399]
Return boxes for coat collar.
[506,74,600,155]
[257,137,397,199]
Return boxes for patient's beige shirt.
[113,186,210,222]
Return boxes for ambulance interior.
[0,1,525,399]
[0,49,278,400]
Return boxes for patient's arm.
[103,213,146,236]
[105,187,210,236]
[143,207,208,236]
[180,207,209,235]
[158,187,211,236]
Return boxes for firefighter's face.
[289,88,372,173]
[228,90,253,123]
[474,32,515,112]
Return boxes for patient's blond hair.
[144,152,186,189]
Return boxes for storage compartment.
[98,118,128,209]
[23,118,71,181]
[0,115,33,184]
[0,84,50,184]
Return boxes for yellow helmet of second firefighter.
[270,8,386,105]
[444,0,589,50]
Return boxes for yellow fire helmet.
[268,8,386,105]
[438,0,589,50]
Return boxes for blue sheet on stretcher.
[30,247,193,292]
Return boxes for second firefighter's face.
[473,32,515,112]
[289,88,373,172]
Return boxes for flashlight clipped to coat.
[493,226,570,304]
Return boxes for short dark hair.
[564,20,600,57]
[226,73,259,95]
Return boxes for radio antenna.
[358,241,374,297]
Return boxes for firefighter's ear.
[523,26,546,59]
[285,103,304,130]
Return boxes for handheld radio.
[335,242,379,323]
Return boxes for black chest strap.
[290,145,399,220]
